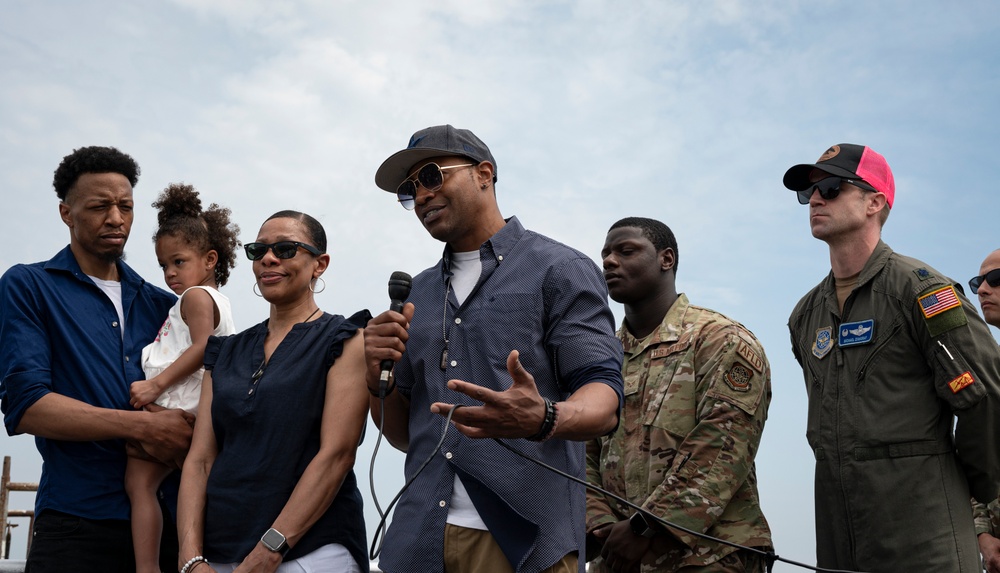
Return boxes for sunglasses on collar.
[970,268,1000,294]
[797,177,878,205]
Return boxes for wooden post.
[1,456,10,559]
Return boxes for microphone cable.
[368,402,872,573]
[368,397,462,560]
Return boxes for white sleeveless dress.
[141,286,235,414]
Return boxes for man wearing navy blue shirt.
[0,146,192,572]
[364,125,625,573]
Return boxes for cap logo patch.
[818,145,841,162]
[948,371,975,393]
[919,285,961,319]
[724,362,753,392]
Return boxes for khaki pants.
[443,524,578,573]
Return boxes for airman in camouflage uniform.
[587,218,773,572]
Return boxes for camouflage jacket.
[586,294,773,571]
[974,497,1000,536]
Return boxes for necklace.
[252,307,322,383]
[440,280,451,370]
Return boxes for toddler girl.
[126,183,240,573]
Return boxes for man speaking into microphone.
[364,125,624,573]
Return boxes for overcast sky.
[3,1,1000,569]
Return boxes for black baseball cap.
[375,125,497,193]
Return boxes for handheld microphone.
[379,271,412,391]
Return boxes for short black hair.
[608,217,679,273]
[52,146,140,201]
[265,210,327,254]
[152,183,241,287]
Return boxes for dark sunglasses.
[396,162,474,210]
[796,177,878,205]
[970,268,1000,294]
[244,241,322,261]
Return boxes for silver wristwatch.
[260,527,289,555]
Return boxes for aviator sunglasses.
[970,269,1000,294]
[244,241,322,261]
[797,177,878,205]
[396,162,475,210]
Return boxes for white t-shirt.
[89,275,124,338]
[445,251,489,531]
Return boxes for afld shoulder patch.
[918,285,968,337]
[812,326,833,359]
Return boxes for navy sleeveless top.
[202,310,371,569]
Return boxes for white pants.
[209,543,361,573]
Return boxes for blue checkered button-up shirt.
[379,217,624,573]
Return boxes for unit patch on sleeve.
[918,285,968,337]
[948,371,975,394]
[812,327,833,359]
[724,362,754,392]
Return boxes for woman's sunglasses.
[969,268,1000,294]
[396,163,474,210]
[797,177,877,205]
[244,241,321,261]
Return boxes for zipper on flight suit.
[855,321,903,383]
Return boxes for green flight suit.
[789,240,1000,572]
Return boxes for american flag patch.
[919,285,961,319]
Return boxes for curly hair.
[52,146,140,201]
[152,183,241,286]
[265,210,327,254]
[608,217,679,274]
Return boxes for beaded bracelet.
[527,398,557,441]
[540,401,560,442]
[180,555,208,573]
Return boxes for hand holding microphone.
[363,271,412,398]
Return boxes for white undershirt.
[89,275,125,338]
[445,250,488,530]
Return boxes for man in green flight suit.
[784,143,1000,572]
[586,217,773,572]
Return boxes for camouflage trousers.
[675,548,769,573]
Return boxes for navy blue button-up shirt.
[380,217,624,573]
[0,246,175,520]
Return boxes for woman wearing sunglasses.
[177,210,371,573]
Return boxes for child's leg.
[125,456,174,573]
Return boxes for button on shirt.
[0,246,175,520]
[380,217,624,573]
